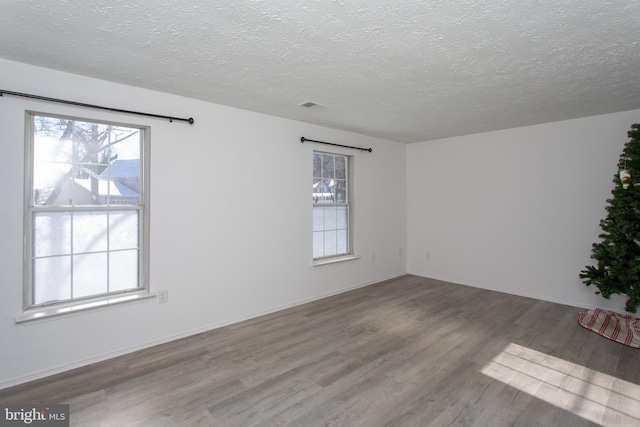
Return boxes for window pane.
[313,178,322,202]
[313,231,324,258]
[322,154,335,179]
[335,180,347,202]
[313,207,324,232]
[317,179,335,203]
[324,230,337,256]
[74,253,108,298]
[336,207,348,229]
[109,250,139,292]
[34,211,71,257]
[112,134,141,162]
[109,211,139,250]
[73,211,108,253]
[33,133,72,206]
[324,206,337,230]
[313,152,322,179]
[98,159,141,206]
[68,174,96,205]
[337,229,348,254]
[33,256,71,304]
[335,156,346,179]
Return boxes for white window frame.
[18,111,151,322]
[312,150,356,265]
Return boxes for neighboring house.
[313,179,335,203]
[50,159,139,206]
[97,159,140,205]
[99,159,140,193]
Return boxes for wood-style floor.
[1,275,639,426]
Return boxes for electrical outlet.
[159,290,169,304]
[371,253,375,262]
[425,251,431,260]
[398,248,403,256]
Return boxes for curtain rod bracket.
[301,136,372,153]
[0,89,195,125]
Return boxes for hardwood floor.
[1,275,639,426]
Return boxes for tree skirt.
[578,309,640,349]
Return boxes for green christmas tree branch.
[580,123,640,313]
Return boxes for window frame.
[312,150,355,264]
[21,111,151,316]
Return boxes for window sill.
[312,254,360,267]
[15,291,156,324]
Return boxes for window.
[313,151,351,260]
[24,113,149,309]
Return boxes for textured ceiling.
[1,0,640,143]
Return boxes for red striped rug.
[578,309,640,349]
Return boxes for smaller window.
[313,152,351,260]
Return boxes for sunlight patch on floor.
[480,343,640,426]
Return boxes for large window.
[313,151,351,260]
[24,113,149,309]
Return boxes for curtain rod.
[0,89,194,124]
[300,136,372,153]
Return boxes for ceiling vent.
[299,101,326,110]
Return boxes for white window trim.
[15,291,156,324]
[22,111,151,317]
[311,254,361,267]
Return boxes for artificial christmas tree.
[580,123,640,313]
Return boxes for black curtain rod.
[0,89,194,124]
[300,136,372,153]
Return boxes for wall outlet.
[398,248,403,256]
[425,251,431,260]
[371,253,375,262]
[159,290,169,304]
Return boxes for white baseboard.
[412,273,632,315]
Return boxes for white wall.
[407,110,640,312]
[0,59,407,388]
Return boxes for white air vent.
[299,101,326,110]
